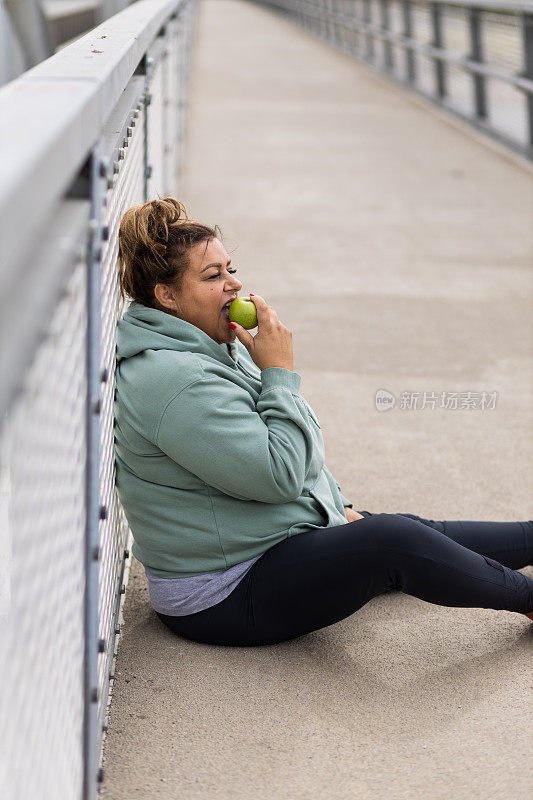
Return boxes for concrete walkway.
[99,1,533,797]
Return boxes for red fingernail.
[249,293,254,297]
[228,322,236,329]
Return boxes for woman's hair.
[117,197,220,308]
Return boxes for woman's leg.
[156,513,533,647]
[358,511,533,570]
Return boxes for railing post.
[300,0,308,32]
[402,0,415,84]
[430,0,446,99]
[322,0,330,41]
[363,0,374,62]
[142,66,150,202]
[312,0,318,37]
[312,0,319,36]
[524,13,533,148]
[340,0,349,53]
[330,0,337,46]
[380,0,393,73]
[83,144,105,800]
[320,0,328,39]
[334,0,342,48]
[468,7,487,121]
[352,0,361,55]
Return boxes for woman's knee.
[355,512,424,550]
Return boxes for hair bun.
[120,197,192,267]
[142,197,191,247]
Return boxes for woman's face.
[155,237,243,345]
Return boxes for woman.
[114,197,533,647]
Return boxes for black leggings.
[155,511,533,647]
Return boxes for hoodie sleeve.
[322,465,353,509]
[155,367,324,503]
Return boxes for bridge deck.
[99,1,533,797]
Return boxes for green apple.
[228,297,258,330]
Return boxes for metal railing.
[248,0,533,160]
[0,1,197,798]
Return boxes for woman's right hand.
[345,508,365,523]
[229,294,294,372]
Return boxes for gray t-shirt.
[145,554,263,616]
[145,505,364,617]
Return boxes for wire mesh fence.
[0,258,88,800]
[0,1,198,798]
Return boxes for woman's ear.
[154,283,178,311]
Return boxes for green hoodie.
[114,301,353,578]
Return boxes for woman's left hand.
[344,507,364,523]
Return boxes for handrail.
[428,1,533,11]
[0,0,183,279]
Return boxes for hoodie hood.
[116,300,240,368]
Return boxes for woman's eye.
[209,269,238,279]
